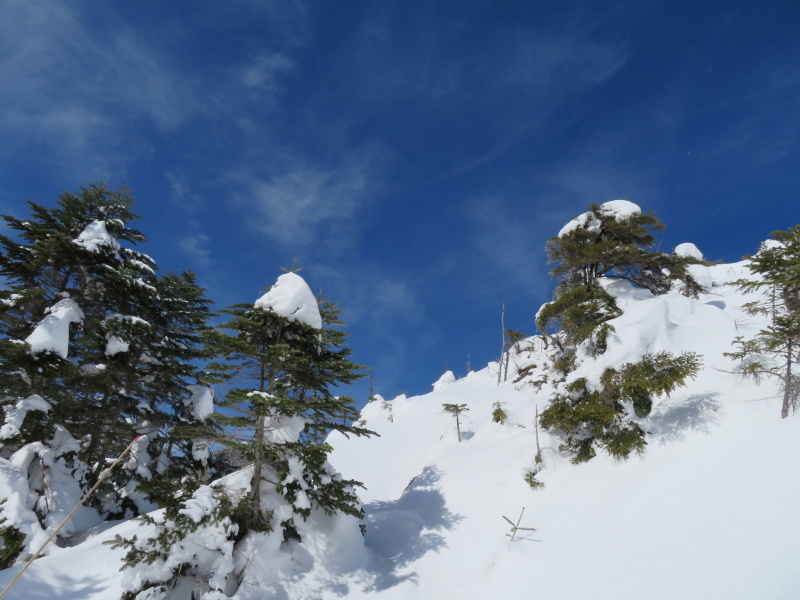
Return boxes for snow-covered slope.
[2,258,799,599]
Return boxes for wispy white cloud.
[0,0,300,178]
[240,53,294,92]
[0,1,194,174]
[229,147,385,251]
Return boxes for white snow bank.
[255,272,322,329]
[558,199,641,238]
[25,298,84,358]
[74,220,121,254]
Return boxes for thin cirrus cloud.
[0,1,197,175]
[230,150,383,251]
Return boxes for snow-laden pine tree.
[536,201,702,462]
[537,200,706,346]
[0,183,214,563]
[113,271,374,600]
[726,225,800,418]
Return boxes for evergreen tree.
[535,201,705,462]
[537,201,706,345]
[0,183,214,561]
[113,272,375,599]
[726,227,800,418]
[442,403,469,442]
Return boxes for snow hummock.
[24,298,84,358]
[74,220,121,254]
[432,370,456,390]
[558,199,641,237]
[255,272,322,329]
[674,242,704,260]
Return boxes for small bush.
[491,402,508,424]
[524,472,544,490]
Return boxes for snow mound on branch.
[185,385,215,420]
[25,298,84,358]
[74,220,121,254]
[558,199,641,238]
[0,395,51,439]
[255,272,322,329]
[674,242,704,260]
[263,414,307,444]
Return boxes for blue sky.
[1,0,798,402]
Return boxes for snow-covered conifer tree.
[0,183,214,562]
[536,201,703,462]
[114,271,374,599]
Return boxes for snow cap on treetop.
[674,243,704,260]
[255,272,322,329]
[558,200,642,238]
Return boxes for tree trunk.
[782,340,792,419]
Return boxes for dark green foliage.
[0,183,215,562]
[0,522,26,569]
[116,277,375,599]
[540,352,701,463]
[108,482,248,600]
[727,226,800,418]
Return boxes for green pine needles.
[540,352,701,463]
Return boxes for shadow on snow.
[362,465,463,591]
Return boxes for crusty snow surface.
[2,258,800,599]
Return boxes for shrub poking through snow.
[491,402,508,424]
[540,352,701,463]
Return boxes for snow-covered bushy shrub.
[110,483,244,600]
